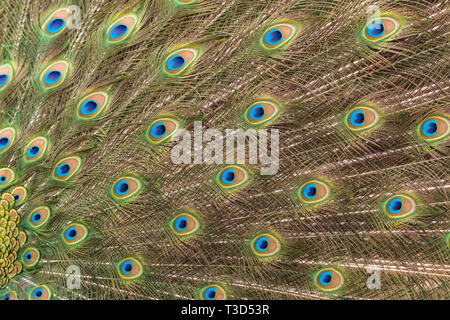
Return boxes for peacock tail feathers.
[0,0,448,300]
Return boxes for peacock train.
[0,0,448,300]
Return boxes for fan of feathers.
[0,0,448,300]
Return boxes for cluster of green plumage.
[0,0,448,300]
[0,193,24,289]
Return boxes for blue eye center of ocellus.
[423,120,437,137]
[256,237,269,252]
[392,201,402,210]
[14,194,19,201]
[57,163,71,177]
[150,123,167,139]
[258,240,268,250]
[0,176,6,183]
[66,227,78,240]
[0,74,8,87]
[368,21,384,37]
[48,18,65,33]
[119,183,128,193]
[110,24,128,39]
[115,181,129,195]
[205,288,217,300]
[320,272,332,285]
[265,29,283,45]
[81,100,99,115]
[34,289,43,298]
[45,70,62,85]
[388,198,403,214]
[167,55,186,71]
[175,217,188,231]
[29,146,40,156]
[221,169,235,184]
[121,261,133,274]
[224,171,234,182]
[155,125,166,136]
[32,212,41,222]
[25,253,32,261]
[249,105,265,120]
[303,184,317,199]
[350,110,365,126]
[0,137,9,148]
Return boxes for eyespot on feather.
[147,118,180,143]
[244,100,281,126]
[200,284,226,300]
[383,193,417,219]
[24,137,48,162]
[52,156,82,181]
[21,247,40,268]
[298,179,331,205]
[344,105,381,133]
[418,115,449,144]
[62,223,88,246]
[0,127,16,155]
[170,213,200,236]
[27,206,51,229]
[111,176,142,201]
[261,21,299,50]
[106,14,138,43]
[363,15,402,43]
[11,186,27,205]
[29,285,51,300]
[2,291,18,300]
[76,91,110,120]
[117,257,143,280]
[163,48,199,75]
[40,61,69,89]
[216,165,249,190]
[250,233,281,258]
[314,267,344,292]
[0,64,14,92]
[42,8,70,36]
[0,168,15,189]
